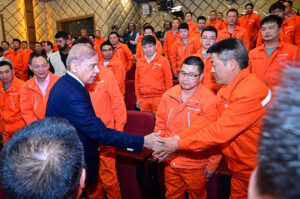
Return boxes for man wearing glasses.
[155,56,222,199]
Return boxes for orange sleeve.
[177,92,267,151]
[123,45,134,71]
[295,16,300,48]
[206,146,222,172]
[136,41,142,60]
[256,30,263,47]
[162,58,174,89]
[135,63,141,100]
[107,71,127,131]
[243,30,250,52]
[169,42,178,75]
[154,93,168,135]
[164,33,169,57]
[113,62,126,95]
[20,84,38,124]
[157,40,163,56]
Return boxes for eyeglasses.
[179,70,200,80]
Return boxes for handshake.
[143,132,180,162]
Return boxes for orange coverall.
[217,26,250,51]
[238,13,261,49]
[11,48,28,81]
[86,65,126,199]
[176,69,271,199]
[169,37,200,75]
[155,84,222,199]
[136,35,163,60]
[187,21,198,32]
[205,20,225,32]
[22,48,33,68]
[20,72,59,124]
[94,37,106,61]
[99,56,126,97]
[294,13,300,48]
[194,49,220,93]
[113,42,134,71]
[249,41,300,91]
[3,49,13,61]
[0,76,25,146]
[163,30,180,59]
[135,54,173,113]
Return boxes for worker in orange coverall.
[94,30,106,60]
[155,56,222,199]
[164,18,180,60]
[135,35,173,113]
[20,54,59,124]
[87,64,127,199]
[153,38,272,199]
[205,10,225,32]
[249,15,299,92]
[0,60,25,146]
[10,39,28,81]
[185,12,198,32]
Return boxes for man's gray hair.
[66,44,98,69]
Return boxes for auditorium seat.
[125,63,136,81]
[124,80,138,111]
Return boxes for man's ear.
[29,64,33,71]
[79,167,86,190]
[228,59,239,72]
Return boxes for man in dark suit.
[46,44,157,186]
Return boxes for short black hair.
[179,22,189,30]
[143,25,154,33]
[269,1,285,13]
[47,41,53,48]
[12,38,21,44]
[227,8,238,16]
[197,16,206,22]
[108,32,120,39]
[210,10,217,14]
[21,41,28,45]
[100,41,113,51]
[72,37,94,48]
[185,12,192,16]
[1,41,9,45]
[0,60,13,70]
[34,42,42,46]
[182,56,204,74]
[142,35,156,46]
[260,15,283,28]
[29,53,48,66]
[245,3,254,9]
[0,118,84,199]
[142,23,150,28]
[208,38,249,69]
[201,26,218,38]
[172,18,180,23]
[217,12,223,16]
[55,31,69,40]
[257,66,300,199]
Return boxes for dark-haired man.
[0,60,25,146]
[135,35,173,113]
[185,12,198,32]
[205,10,225,32]
[11,39,27,81]
[1,41,13,60]
[249,15,299,92]
[283,0,300,47]
[21,41,32,67]
[154,38,272,198]
[164,18,181,60]
[0,118,86,199]
[218,9,250,51]
[193,16,206,40]
[155,56,221,199]
[49,31,70,76]
[238,3,261,49]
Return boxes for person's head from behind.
[208,38,248,85]
[21,41,28,49]
[197,16,206,30]
[108,32,120,46]
[185,12,192,23]
[55,31,69,51]
[172,18,180,30]
[260,15,282,43]
[67,44,99,85]
[248,66,300,199]
[179,23,189,40]
[226,8,238,26]
[143,25,154,36]
[210,10,217,21]
[1,41,10,51]
[0,118,86,199]
[29,54,50,82]
[179,56,204,91]
[142,35,157,59]
[201,26,217,51]
[217,12,223,21]
[245,3,254,15]
[12,39,21,50]
[80,28,87,37]
[101,41,114,61]
[0,60,14,85]
[269,1,285,18]
[283,1,293,16]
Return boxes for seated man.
[135,35,173,113]
[248,66,300,199]
[155,56,222,199]
[20,54,59,124]
[0,61,25,146]
[0,118,86,199]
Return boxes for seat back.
[124,80,137,111]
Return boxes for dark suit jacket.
[46,73,144,185]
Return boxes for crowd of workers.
[0,0,299,199]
